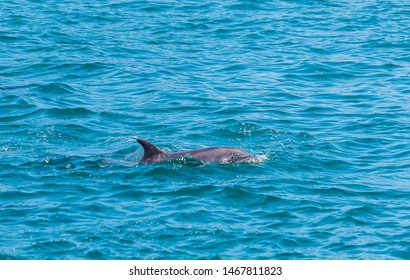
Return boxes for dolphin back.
[137,139,254,164]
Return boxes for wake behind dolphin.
[137,139,254,164]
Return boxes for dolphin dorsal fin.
[137,139,164,162]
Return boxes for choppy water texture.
[1,0,410,260]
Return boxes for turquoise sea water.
[1,0,409,259]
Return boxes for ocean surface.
[1,0,409,260]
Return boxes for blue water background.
[1,0,409,259]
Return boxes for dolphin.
[137,139,253,164]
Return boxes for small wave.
[34,82,76,95]
[45,107,96,118]
[248,154,269,164]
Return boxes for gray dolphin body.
[137,139,253,164]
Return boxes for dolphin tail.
[137,139,164,162]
